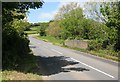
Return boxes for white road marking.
[51,49,63,55]
[70,58,115,78]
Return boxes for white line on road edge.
[70,58,115,78]
[51,49,63,55]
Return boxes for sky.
[27,0,118,23]
[27,2,60,23]
[27,1,85,23]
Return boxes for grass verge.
[64,47,119,62]
[34,35,119,62]
[34,36,64,46]
[2,70,42,80]
[2,53,43,80]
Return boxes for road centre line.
[70,58,115,78]
[51,49,63,55]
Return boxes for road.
[29,35,118,80]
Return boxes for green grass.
[0,70,2,82]
[30,26,40,31]
[24,26,40,35]
[2,52,43,80]
[24,31,38,34]
[2,70,42,80]
[88,50,119,61]
[34,35,119,62]
[64,46,119,61]
[34,36,64,46]
[2,54,43,80]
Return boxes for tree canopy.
[43,2,119,57]
[100,2,120,51]
[2,2,44,70]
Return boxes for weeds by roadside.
[2,70,42,80]
[34,35,119,62]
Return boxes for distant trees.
[28,22,49,36]
[46,21,61,37]
[39,22,49,36]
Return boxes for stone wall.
[64,40,88,49]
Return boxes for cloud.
[38,2,85,22]
[40,13,52,19]
[39,10,57,22]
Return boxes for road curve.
[28,35,118,80]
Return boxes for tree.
[54,2,84,39]
[84,2,106,22]
[54,2,108,40]
[46,21,61,37]
[2,2,44,70]
[82,2,120,51]
[100,2,120,51]
[12,19,30,34]
[39,22,49,36]
[54,2,80,20]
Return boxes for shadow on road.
[3,55,90,78]
[34,56,90,76]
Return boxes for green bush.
[2,27,35,71]
[75,36,84,40]
[87,40,103,50]
[106,50,119,57]
[87,39,119,57]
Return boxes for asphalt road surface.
[29,35,118,80]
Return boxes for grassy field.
[24,26,40,35]
[30,26,40,31]
[24,31,38,34]
[34,35,119,62]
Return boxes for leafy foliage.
[39,22,49,36]
[44,2,119,57]
[12,19,31,34]
[59,3,84,39]
[46,21,61,38]
[100,2,120,51]
[58,3,109,41]
[2,2,43,70]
